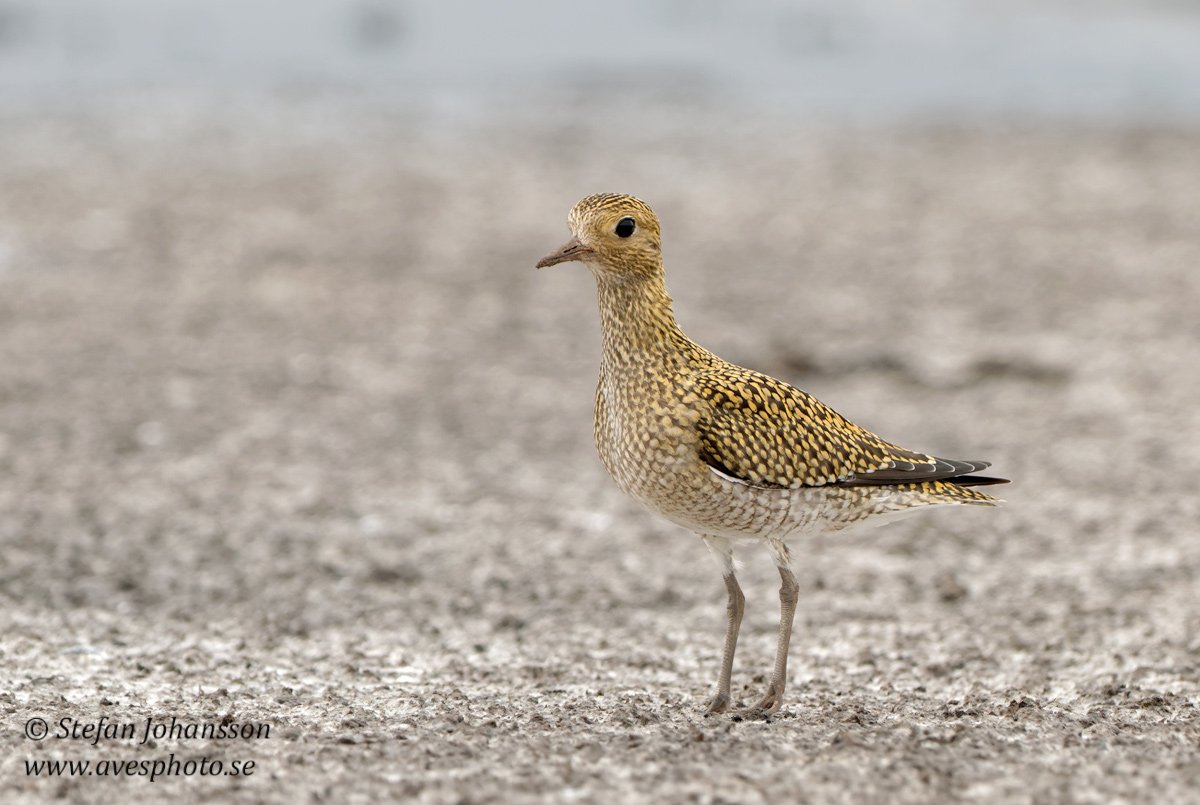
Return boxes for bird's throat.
[595,274,686,366]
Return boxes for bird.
[537,193,1008,716]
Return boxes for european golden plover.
[537,193,1007,715]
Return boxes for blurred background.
[3,2,1200,802]
[3,0,1200,121]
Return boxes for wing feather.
[688,365,1000,489]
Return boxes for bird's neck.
[594,272,687,366]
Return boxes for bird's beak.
[536,236,593,268]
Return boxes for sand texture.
[1,113,1199,803]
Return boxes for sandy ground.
[1,108,1199,803]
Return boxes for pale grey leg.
[744,543,799,714]
[702,536,743,714]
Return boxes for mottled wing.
[689,365,991,489]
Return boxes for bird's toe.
[704,692,732,714]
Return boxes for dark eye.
[615,217,636,238]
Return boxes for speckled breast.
[593,368,792,541]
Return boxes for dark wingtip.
[945,459,991,474]
[947,475,1010,488]
[839,457,1007,487]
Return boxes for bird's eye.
[615,217,636,238]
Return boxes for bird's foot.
[731,682,784,717]
[704,691,732,714]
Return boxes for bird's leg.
[743,545,799,715]
[702,537,743,714]
[706,570,745,713]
